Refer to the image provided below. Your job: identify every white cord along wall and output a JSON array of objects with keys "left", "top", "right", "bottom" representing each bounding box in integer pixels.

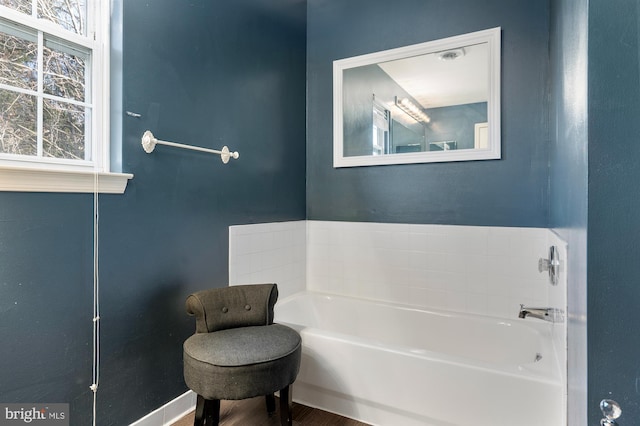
[
  {"left": 86, "top": 129, "right": 238, "bottom": 424},
  {"left": 91, "top": 173, "right": 101, "bottom": 426}
]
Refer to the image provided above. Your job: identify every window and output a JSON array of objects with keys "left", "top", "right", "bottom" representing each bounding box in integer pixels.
[{"left": 0, "top": 0, "right": 131, "bottom": 193}]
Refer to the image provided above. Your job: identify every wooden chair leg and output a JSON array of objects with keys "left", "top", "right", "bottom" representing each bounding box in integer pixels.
[
  {"left": 279, "top": 385, "right": 293, "bottom": 426},
  {"left": 266, "top": 393, "right": 276, "bottom": 416},
  {"left": 193, "top": 395, "right": 204, "bottom": 426},
  {"left": 194, "top": 395, "right": 220, "bottom": 426},
  {"left": 204, "top": 399, "right": 220, "bottom": 425},
  {"left": 194, "top": 395, "right": 205, "bottom": 426}
]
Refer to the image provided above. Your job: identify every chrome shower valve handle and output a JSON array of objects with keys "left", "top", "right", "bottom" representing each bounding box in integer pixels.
[
  {"left": 600, "top": 399, "right": 622, "bottom": 426},
  {"left": 538, "top": 245, "right": 560, "bottom": 286}
]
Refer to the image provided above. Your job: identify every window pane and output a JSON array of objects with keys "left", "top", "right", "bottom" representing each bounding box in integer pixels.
[
  {"left": 37, "top": 0, "right": 86, "bottom": 35},
  {"left": 0, "top": 0, "right": 32, "bottom": 15},
  {"left": 0, "top": 25, "right": 37, "bottom": 91},
  {"left": 43, "top": 38, "right": 86, "bottom": 102},
  {"left": 43, "top": 99, "right": 86, "bottom": 159},
  {"left": 0, "top": 88, "right": 37, "bottom": 155}
]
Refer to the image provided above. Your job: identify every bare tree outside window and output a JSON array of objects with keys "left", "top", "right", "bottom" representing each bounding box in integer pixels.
[
  {"left": 38, "top": 0, "right": 85, "bottom": 35},
  {"left": 0, "top": 0, "right": 31, "bottom": 15},
  {"left": 0, "top": 0, "right": 90, "bottom": 162},
  {"left": 0, "top": 88, "right": 37, "bottom": 155}
]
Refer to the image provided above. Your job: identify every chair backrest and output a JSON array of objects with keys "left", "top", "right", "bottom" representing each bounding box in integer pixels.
[{"left": 186, "top": 284, "right": 278, "bottom": 333}]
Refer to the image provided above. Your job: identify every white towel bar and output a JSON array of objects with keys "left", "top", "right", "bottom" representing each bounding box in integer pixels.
[{"left": 141, "top": 130, "right": 239, "bottom": 164}]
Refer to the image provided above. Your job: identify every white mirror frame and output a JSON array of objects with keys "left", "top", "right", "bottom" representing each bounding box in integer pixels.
[{"left": 333, "top": 27, "right": 501, "bottom": 168}]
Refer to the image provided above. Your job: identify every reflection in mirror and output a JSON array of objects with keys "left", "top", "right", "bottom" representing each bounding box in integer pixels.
[{"left": 334, "top": 27, "right": 501, "bottom": 167}]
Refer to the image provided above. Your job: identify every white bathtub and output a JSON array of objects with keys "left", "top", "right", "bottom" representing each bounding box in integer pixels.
[{"left": 274, "top": 291, "right": 564, "bottom": 426}]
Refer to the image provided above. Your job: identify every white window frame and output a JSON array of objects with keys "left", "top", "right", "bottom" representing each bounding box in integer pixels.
[{"left": 0, "top": 1, "right": 132, "bottom": 193}]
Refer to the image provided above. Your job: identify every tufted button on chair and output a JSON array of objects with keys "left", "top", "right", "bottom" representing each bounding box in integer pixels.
[{"left": 183, "top": 284, "right": 301, "bottom": 426}]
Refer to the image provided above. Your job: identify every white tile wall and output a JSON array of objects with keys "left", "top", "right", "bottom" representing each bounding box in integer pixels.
[
  {"left": 229, "top": 221, "right": 306, "bottom": 300},
  {"left": 228, "top": 220, "right": 567, "bottom": 320},
  {"left": 307, "top": 221, "right": 562, "bottom": 318}
]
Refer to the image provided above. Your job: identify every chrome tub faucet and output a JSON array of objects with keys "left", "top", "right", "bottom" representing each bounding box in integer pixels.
[{"left": 518, "top": 305, "right": 564, "bottom": 323}]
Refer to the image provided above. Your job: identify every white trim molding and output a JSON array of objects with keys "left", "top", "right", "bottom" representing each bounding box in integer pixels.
[
  {"left": 333, "top": 27, "right": 501, "bottom": 168},
  {"left": 129, "top": 390, "right": 196, "bottom": 426},
  {"left": 0, "top": 166, "right": 133, "bottom": 194}
]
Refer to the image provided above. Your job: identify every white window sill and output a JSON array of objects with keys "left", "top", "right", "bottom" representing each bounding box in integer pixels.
[{"left": 0, "top": 166, "right": 133, "bottom": 194}]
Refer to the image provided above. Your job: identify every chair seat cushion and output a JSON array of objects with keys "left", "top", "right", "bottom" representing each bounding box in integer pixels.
[
  {"left": 183, "top": 324, "right": 302, "bottom": 400},
  {"left": 184, "top": 324, "right": 300, "bottom": 367}
]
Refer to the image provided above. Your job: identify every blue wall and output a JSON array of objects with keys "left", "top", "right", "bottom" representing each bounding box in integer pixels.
[
  {"left": 424, "top": 103, "right": 487, "bottom": 150},
  {"left": 306, "top": 0, "right": 550, "bottom": 227},
  {"left": 0, "top": 0, "right": 306, "bottom": 424},
  {"left": 588, "top": 0, "right": 640, "bottom": 423},
  {"left": 0, "top": 194, "right": 95, "bottom": 420},
  {"left": 549, "top": 0, "right": 588, "bottom": 423},
  {"left": 342, "top": 64, "right": 412, "bottom": 157}
]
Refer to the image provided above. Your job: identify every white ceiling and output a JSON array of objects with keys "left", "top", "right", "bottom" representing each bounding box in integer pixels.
[{"left": 378, "top": 42, "right": 489, "bottom": 109}]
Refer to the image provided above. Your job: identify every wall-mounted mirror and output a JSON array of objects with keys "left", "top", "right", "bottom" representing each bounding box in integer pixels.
[{"left": 333, "top": 27, "right": 501, "bottom": 168}]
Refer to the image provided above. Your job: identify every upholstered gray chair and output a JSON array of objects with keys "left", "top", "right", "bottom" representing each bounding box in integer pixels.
[{"left": 183, "top": 284, "right": 301, "bottom": 426}]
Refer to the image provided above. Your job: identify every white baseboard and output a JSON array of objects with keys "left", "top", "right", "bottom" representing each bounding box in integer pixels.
[{"left": 129, "top": 390, "right": 196, "bottom": 426}]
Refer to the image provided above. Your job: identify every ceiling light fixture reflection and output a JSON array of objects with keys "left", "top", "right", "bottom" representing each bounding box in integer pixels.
[
  {"left": 438, "top": 48, "right": 465, "bottom": 61},
  {"left": 395, "top": 96, "right": 431, "bottom": 124}
]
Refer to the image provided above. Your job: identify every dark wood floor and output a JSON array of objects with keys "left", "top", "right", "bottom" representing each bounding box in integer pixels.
[{"left": 171, "top": 396, "right": 369, "bottom": 426}]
